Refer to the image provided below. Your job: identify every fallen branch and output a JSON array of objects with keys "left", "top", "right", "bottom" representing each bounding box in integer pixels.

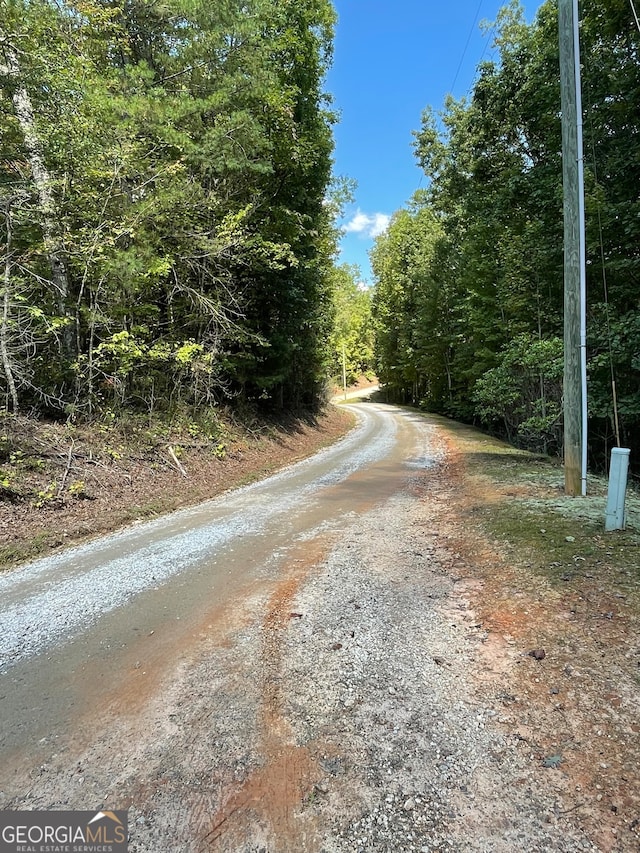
[
  {"left": 558, "top": 802, "right": 585, "bottom": 816},
  {"left": 166, "top": 445, "right": 188, "bottom": 478},
  {"left": 57, "top": 440, "right": 75, "bottom": 496}
]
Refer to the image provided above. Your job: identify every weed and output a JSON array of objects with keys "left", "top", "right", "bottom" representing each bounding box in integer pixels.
[
  {"left": 128, "top": 500, "right": 170, "bottom": 519},
  {"left": 0, "top": 544, "right": 26, "bottom": 566},
  {"left": 0, "top": 435, "right": 15, "bottom": 461},
  {"left": 0, "top": 532, "right": 51, "bottom": 568},
  {"left": 67, "top": 480, "right": 88, "bottom": 498},
  {"left": 34, "top": 481, "right": 57, "bottom": 508}
]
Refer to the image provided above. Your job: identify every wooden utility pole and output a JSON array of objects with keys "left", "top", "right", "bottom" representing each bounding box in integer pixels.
[{"left": 558, "top": 0, "right": 585, "bottom": 496}]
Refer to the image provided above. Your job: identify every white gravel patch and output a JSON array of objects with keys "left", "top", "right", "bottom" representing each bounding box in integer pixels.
[{"left": 0, "top": 406, "right": 396, "bottom": 670}]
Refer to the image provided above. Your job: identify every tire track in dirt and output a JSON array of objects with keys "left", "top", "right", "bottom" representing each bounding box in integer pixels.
[{"left": 200, "top": 538, "right": 330, "bottom": 852}]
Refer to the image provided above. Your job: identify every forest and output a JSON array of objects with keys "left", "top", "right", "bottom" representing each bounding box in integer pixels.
[
  {"left": 3, "top": 0, "right": 639, "bottom": 481},
  {"left": 371, "top": 0, "right": 640, "bottom": 473},
  {"left": 1, "top": 0, "right": 344, "bottom": 418}
]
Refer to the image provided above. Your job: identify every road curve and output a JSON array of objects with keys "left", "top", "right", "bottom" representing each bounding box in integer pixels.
[{"left": 0, "top": 399, "right": 440, "bottom": 761}]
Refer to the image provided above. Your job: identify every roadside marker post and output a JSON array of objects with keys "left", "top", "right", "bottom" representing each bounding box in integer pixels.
[{"left": 605, "top": 447, "right": 631, "bottom": 531}]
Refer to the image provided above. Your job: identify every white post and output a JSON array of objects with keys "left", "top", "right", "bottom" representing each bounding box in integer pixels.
[{"left": 605, "top": 447, "right": 630, "bottom": 531}]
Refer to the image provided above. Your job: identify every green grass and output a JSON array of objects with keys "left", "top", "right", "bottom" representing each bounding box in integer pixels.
[
  {"left": 0, "top": 532, "right": 52, "bottom": 568},
  {"left": 426, "top": 412, "right": 640, "bottom": 601}
]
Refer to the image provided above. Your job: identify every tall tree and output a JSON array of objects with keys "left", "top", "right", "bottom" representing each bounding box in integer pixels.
[
  {"left": 329, "top": 263, "right": 374, "bottom": 386},
  {"left": 374, "top": 0, "right": 640, "bottom": 469},
  {"left": 0, "top": 0, "right": 339, "bottom": 416}
]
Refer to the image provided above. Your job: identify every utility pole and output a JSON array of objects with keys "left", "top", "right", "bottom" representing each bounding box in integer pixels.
[{"left": 558, "top": 0, "right": 587, "bottom": 496}]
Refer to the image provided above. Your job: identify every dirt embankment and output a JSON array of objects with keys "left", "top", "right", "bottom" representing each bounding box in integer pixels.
[{"left": 0, "top": 405, "right": 355, "bottom": 568}]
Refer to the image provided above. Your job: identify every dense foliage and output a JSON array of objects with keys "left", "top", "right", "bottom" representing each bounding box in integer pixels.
[
  {"left": 328, "top": 263, "right": 374, "bottom": 387},
  {"left": 372, "top": 0, "right": 640, "bottom": 469},
  {"left": 1, "top": 0, "right": 338, "bottom": 417}
]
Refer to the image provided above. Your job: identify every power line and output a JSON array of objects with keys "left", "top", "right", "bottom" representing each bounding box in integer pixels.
[
  {"left": 476, "top": 22, "right": 497, "bottom": 68},
  {"left": 450, "top": 1, "right": 484, "bottom": 94},
  {"left": 629, "top": 0, "right": 640, "bottom": 34}
]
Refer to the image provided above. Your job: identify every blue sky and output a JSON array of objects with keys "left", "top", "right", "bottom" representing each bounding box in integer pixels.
[{"left": 327, "top": 0, "right": 544, "bottom": 284}]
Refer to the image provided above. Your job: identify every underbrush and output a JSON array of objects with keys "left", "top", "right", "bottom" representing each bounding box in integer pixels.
[{"left": 0, "top": 408, "right": 238, "bottom": 506}]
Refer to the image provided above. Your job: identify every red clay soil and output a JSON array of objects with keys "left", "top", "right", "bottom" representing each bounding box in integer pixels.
[{"left": 425, "top": 430, "right": 640, "bottom": 853}]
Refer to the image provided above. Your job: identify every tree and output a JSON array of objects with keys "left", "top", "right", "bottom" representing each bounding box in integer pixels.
[
  {"left": 371, "top": 201, "right": 448, "bottom": 405},
  {"left": 374, "top": 0, "right": 640, "bottom": 470},
  {"left": 329, "top": 264, "right": 374, "bottom": 386},
  {"left": 0, "top": 0, "right": 340, "bottom": 417}
]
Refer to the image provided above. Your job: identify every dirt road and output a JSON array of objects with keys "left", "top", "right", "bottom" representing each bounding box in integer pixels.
[{"left": 0, "top": 398, "right": 615, "bottom": 850}]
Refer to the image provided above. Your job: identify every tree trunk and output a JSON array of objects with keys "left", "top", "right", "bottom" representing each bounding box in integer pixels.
[
  {"left": 1, "top": 203, "right": 19, "bottom": 413},
  {"left": 444, "top": 349, "right": 453, "bottom": 403},
  {"left": 1, "top": 42, "right": 73, "bottom": 353}
]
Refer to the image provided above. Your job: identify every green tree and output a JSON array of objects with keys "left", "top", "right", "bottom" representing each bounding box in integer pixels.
[
  {"left": 1, "top": 0, "right": 339, "bottom": 417},
  {"left": 378, "top": 0, "right": 640, "bottom": 469},
  {"left": 329, "top": 263, "right": 374, "bottom": 387},
  {"left": 371, "top": 201, "right": 448, "bottom": 405}
]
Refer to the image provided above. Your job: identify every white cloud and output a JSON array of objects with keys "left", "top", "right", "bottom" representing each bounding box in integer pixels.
[{"left": 343, "top": 209, "right": 390, "bottom": 239}]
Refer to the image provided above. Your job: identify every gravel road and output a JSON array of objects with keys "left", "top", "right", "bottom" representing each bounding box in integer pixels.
[{"left": 0, "top": 397, "right": 603, "bottom": 851}]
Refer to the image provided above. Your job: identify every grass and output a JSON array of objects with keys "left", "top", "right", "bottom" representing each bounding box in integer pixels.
[
  {"left": 0, "top": 532, "right": 52, "bottom": 566},
  {"left": 430, "top": 413, "right": 640, "bottom": 603}
]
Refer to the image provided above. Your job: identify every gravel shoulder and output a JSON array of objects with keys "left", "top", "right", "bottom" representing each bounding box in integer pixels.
[{"left": 0, "top": 405, "right": 638, "bottom": 852}]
